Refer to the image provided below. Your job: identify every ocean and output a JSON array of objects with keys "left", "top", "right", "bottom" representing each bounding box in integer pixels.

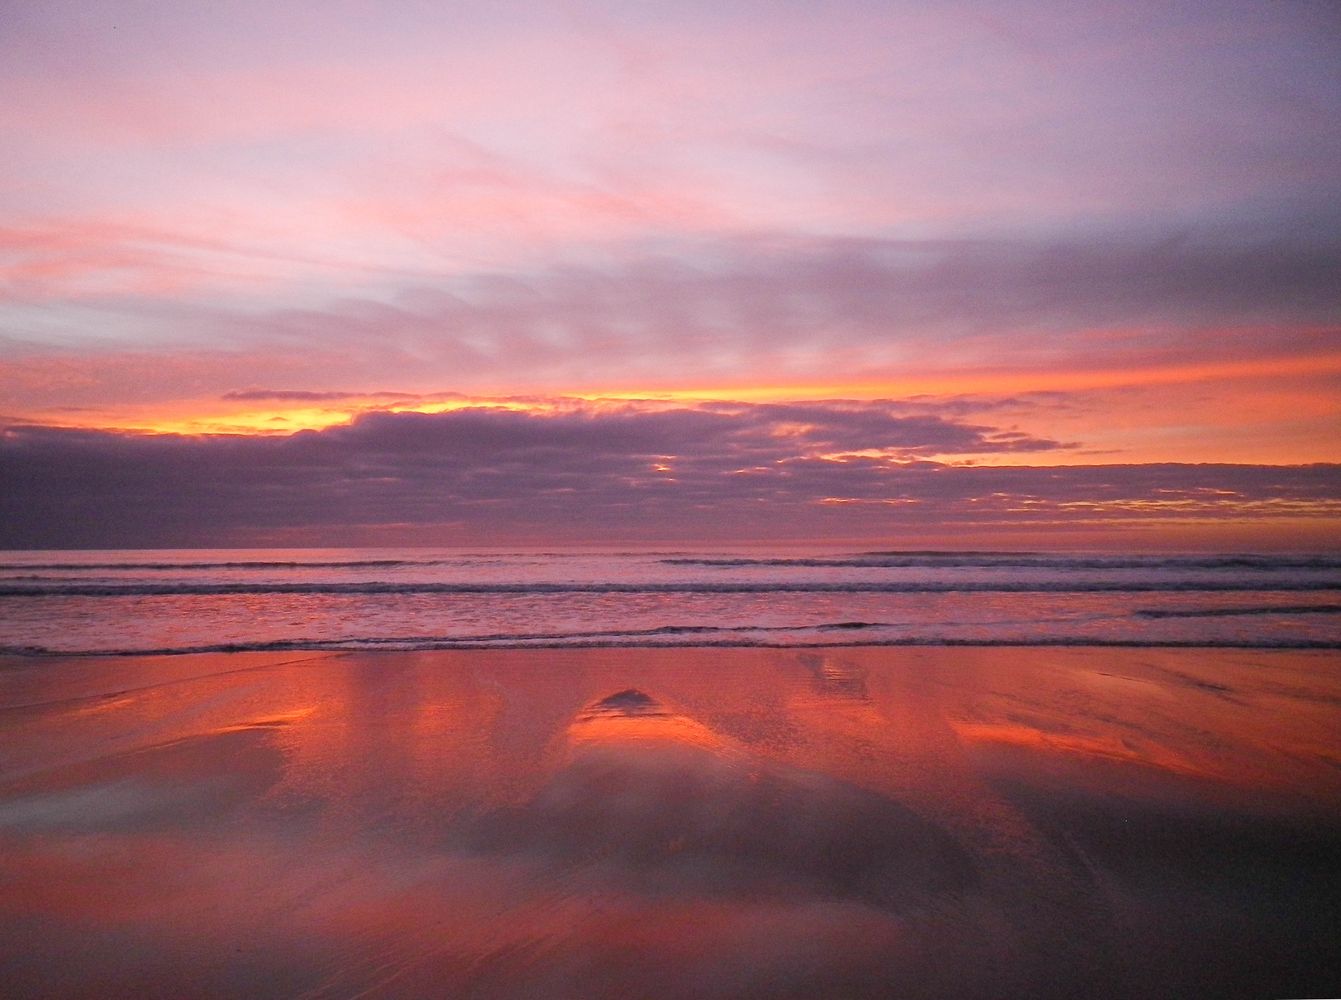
[{"left": 2, "top": 547, "right": 1338, "bottom": 655}]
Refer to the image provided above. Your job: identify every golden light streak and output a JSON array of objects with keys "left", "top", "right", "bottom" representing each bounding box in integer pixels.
[
  {"left": 11, "top": 347, "right": 1339, "bottom": 468},
  {"left": 25, "top": 344, "right": 1338, "bottom": 437},
  {"left": 583, "top": 351, "right": 1341, "bottom": 405},
  {"left": 52, "top": 396, "right": 570, "bottom": 436}
]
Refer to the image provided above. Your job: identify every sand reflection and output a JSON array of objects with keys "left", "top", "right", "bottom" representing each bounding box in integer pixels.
[
  {"left": 1, "top": 647, "right": 1339, "bottom": 997},
  {"left": 463, "top": 685, "right": 976, "bottom": 909}
]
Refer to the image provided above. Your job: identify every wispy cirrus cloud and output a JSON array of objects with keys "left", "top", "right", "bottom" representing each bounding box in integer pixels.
[{"left": 5, "top": 226, "right": 1338, "bottom": 402}]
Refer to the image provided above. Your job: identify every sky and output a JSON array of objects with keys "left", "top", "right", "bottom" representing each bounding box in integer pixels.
[{"left": 1, "top": 0, "right": 1338, "bottom": 549}]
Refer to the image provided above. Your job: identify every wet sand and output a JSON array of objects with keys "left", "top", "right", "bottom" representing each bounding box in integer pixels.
[{"left": 1, "top": 646, "right": 1339, "bottom": 998}]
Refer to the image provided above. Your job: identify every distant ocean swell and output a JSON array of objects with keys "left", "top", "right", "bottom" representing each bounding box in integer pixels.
[{"left": 3, "top": 581, "right": 1340, "bottom": 597}]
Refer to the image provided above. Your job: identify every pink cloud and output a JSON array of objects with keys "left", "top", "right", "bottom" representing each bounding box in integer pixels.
[{"left": 1, "top": 1, "right": 1337, "bottom": 486}]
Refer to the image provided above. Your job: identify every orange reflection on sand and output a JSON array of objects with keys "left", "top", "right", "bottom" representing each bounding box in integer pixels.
[
  {"left": 950, "top": 721, "right": 1208, "bottom": 779},
  {"left": 216, "top": 707, "right": 316, "bottom": 732},
  {"left": 2, "top": 646, "right": 1339, "bottom": 998},
  {"left": 567, "top": 688, "right": 728, "bottom": 752}
]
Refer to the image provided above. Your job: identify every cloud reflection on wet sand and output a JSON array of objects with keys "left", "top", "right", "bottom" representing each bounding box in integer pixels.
[{"left": 1, "top": 647, "right": 1338, "bottom": 997}]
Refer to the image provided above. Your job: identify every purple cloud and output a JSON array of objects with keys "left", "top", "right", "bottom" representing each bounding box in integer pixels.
[{"left": 2, "top": 404, "right": 1335, "bottom": 548}]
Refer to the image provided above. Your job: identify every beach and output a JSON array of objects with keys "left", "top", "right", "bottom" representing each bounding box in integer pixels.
[
  {"left": 2, "top": 645, "right": 1338, "bottom": 998},
  {"left": 6, "top": 0, "right": 1339, "bottom": 994}
]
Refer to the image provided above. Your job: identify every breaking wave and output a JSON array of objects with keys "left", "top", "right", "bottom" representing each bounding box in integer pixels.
[{"left": 4, "top": 624, "right": 1338, "bottom": 658}]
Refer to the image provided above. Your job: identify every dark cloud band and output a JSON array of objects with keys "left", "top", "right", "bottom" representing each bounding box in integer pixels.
[{"left": 2, "top": 402, "right": 1337, "bottom": 548}]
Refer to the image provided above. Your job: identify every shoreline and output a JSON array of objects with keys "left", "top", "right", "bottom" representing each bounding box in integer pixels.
[{"left": 5, "top": 636, "right": 1341, "bottom": 660}]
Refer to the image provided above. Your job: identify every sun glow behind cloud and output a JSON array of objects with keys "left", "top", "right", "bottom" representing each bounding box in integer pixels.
[{"left": 22, "top": 342, "right": 1338, "bottom": 470}]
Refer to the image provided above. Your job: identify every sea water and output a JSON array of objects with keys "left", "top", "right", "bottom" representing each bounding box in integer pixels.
[{"left": 2, "top": 547, "right": 1338, "bottom": 655}]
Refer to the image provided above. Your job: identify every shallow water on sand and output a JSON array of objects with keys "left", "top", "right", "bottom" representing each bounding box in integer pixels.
[{"left": 1, "top": 646, "right": 1339, "bottom": 998}]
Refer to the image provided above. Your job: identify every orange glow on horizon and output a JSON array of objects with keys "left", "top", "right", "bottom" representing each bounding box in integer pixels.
[{"left": 11, "top": 347, "right": 1339, "bottom": 467}]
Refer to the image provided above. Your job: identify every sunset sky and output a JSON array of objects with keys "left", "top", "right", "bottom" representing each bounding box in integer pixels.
[{"left": 2, "top": 0, "right": 1338, "bottom": 549}]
